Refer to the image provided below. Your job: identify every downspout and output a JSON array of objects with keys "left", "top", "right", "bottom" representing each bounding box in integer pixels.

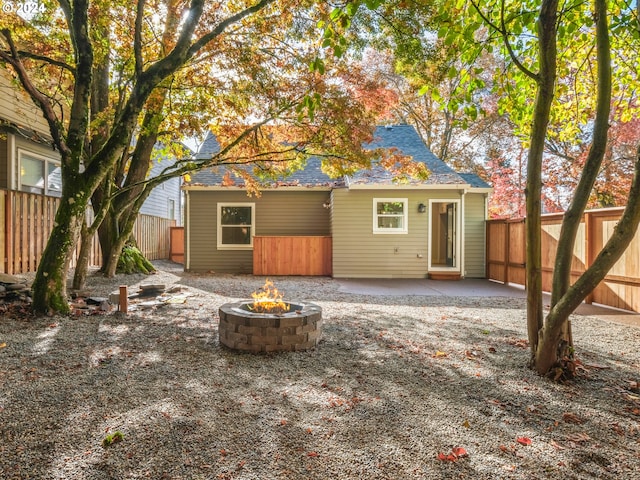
[
  {"left": 484, "top": 192, "right": 489, "bottom": 278},
  {"left": 8, "top": 133, "right": 15, "bottom": 189},
  {"left": 460, "top": 189, "right": 466, "bottom": 278},
  {"left": 185, "top": 190, "right": 190, "bottom": 270}
]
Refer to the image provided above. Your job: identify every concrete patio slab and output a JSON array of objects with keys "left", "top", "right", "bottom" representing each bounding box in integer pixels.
[
  {"left": 336, "top": 278, "right": 640, "bottom": 327},
  {"left": 336, "top": 278, "right": 526, "bottom": 297}
]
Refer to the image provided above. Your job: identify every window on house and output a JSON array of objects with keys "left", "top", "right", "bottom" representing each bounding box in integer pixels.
[
  {"left": 168, "top": 199, "right": 175, "bottom": 220},
  {"left": 217, "top": 203, "right": 255, "bottom": 249},
  {"left": 19, "top": 150, "right": 62, "bottom": 197},
  {"left": 373, "top": 198, "right": 408, "bottom": 234}
]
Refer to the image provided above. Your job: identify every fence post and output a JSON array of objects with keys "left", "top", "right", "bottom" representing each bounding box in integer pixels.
[
  {"left": 506, "top": 221, "right": 512, "bottom": 285},
  {"left": 119, "top": 285, "right": 128, "bottom": 313},
  {"left": 6, "top": 191, "right": 14, "bottom": 275},
  {"left": 522, "top": 218, "right": 527, "bottom": 288}
]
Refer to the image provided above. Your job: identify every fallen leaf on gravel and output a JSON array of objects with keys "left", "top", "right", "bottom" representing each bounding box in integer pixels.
[
  {"left": 0, "top": 342, "right": 6, "bottom": 349},
  {"left": 437, "top": 453, "right": 456, "bottom": 462},
  {"left": 433, "top": 351, "right": 448, "bottom": 358},
  {"left": 452, "top": 447, "right": 468, "bottom": 457},
  {"left": 307, "top": 451, "right": 319, "bottom": 457},
  {"left": 462, "top": 419, "right": 470, "bottom": 428},
  {"left": 507, "top": 338, "right": 529, "bottom": 349},
  {"left": 516, "top": 437, "right": 532, "bottom": 446},
  {"left": 437, "top": 447, "right": 468, "bottom": 461},
  {"left": 565, "top": 432, "right": 590, "bottom": 443},
  {"left": 611, "top": 423, "right": 625, "bottom": 436},
  {"left": 581, "top": 362, "right": 611, "bottom": 370},
  {"left": 562, "top": 412, "right": 583, "bottom": 424},
  {"left": 488, "top": 347, "right": 497, "bottom": 353}
]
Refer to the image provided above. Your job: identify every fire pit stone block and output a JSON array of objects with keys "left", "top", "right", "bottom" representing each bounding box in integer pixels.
[{"left": 218, "top": 301, "right": 322, "bottom": 353}]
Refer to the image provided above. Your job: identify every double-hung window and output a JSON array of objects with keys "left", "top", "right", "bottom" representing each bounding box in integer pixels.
[
  {"left": 373, "top": 198, "right": 408, "bottom": 234},
  {"left": 217, "top": 203, "right": 255, "bottom": 249},
  {"left": 19, "top": 150, "right": 62, "bottom": 197}
]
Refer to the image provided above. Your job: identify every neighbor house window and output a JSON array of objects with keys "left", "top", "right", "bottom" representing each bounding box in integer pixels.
[
  {"left": 373, "top": 198, "right": 408, "bottom": 234},
  {"left": 217, "top": 203, "right": 255, "bottom": 249},
  {"left": 168, "top": 199, "right": 175, "bottom": 221},
  {"left": 19, "top": 150, "right": 62, "bottom": 197}
]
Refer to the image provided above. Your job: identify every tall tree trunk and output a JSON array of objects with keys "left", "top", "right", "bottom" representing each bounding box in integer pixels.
[
  {"left": 534, "top": 0, "right": 612, "bottom": 375},
  {"left": 94, "top": 2, "right": 180, "bottom": 276},
  {"left": 525, "top": 0, "right": 558, "bottom": 360},
  {"left": 103, "top": 230, "right": 133, "bottom": 277},
  {"left": 97, "top": 208, "right": 121, "bottom": 273},
  {"left": 32, "top": 188, "right": 90, "bottom": 314},
  {"left": 72, "top": 219, "right": 92, "bottom": 291},
  {"left": 536, "top": 142, "right": 640, "bottom": 375}
]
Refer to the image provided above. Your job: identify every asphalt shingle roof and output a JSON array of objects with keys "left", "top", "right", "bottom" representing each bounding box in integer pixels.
[
  {"left": 348, "top": 124, "right": 466, "bottom": 185},
  {"left": 458, "top": 172, "right": 491, "bottom": 189},
  {"left": 186, "top": 125, "right": 489, "bottom": 190}
]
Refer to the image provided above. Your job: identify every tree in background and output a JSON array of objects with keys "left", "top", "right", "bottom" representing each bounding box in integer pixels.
[
  {"left": 484, "top": 146, "right": 526, "bottom": 218},
  {"left": 338, "top": 0, "right": 540, "bottom": 220},
  {"left": 544, "top": 114, "right": 640, "bottom": 210},
  {"left": 0, "top": 0, "right": 397, "bottom": 314}
]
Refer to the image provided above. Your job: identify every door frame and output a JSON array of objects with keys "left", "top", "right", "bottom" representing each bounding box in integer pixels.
[{"left": 427, "top": 199, "right": 462, "bottom": 274}]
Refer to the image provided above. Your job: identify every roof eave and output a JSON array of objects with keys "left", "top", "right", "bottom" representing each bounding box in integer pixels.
[
  {"left": 182, "top": 185, "right": 335, "bottom": 192},
  {"left": 346, "top": 183, "right": 470, "bottom": 190}
]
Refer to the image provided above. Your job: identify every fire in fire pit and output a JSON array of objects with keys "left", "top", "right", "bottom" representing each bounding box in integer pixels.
[
  {"left": 249, "top": 279, "right": 289, "bottom": 314},
  {"left": 218, "top": 279, "right": 322, "bottom": 353}
]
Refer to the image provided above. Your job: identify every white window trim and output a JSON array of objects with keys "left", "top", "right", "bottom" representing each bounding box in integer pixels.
[
  {"left": 17, "top": 148, "right": 61, "bottom": 196},
  {"left": 373, "top": 198, "right": 408, "bottom": 234},
  {"left": 427, "top": 199, "right": 462, "bottom": 272},
  {"left": 217, "top": 202, "right": 255, "bottom": 250},
  {"left": 167, "top": 199, "right": 175, "bottom": 221}
]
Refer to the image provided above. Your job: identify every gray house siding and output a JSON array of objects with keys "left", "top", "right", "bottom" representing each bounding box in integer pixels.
[
  {"left": 139, "top": 158, "right": 183, "bottom": 224},
  {"left": 0, "top": 137, "right": 7, "bottom": 188},
  {"left": 186, "top": 189, "right": 331, "bottom": 273},
  {"left": 332, "top": 189, "right": 468, "bottom": 278},
  {"left": 464, "top": 193, "right": 487, "bottom": 278}
]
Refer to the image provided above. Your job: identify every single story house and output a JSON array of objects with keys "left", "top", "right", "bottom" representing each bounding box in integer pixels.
[{"left": 182, "top": 124, "right": 492, "bottom": 279}]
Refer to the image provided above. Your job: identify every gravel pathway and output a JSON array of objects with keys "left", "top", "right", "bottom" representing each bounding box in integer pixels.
[{"left": 1, "top": 261, "right": 639, "bottom": 479}]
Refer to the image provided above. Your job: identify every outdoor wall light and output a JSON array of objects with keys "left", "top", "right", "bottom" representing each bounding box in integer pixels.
[{"left": 418, "top": 203, "right": 427, "bottom": 213}]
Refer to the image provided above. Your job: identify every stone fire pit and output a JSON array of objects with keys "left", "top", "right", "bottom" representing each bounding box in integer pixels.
[{"left": 218, "top": 301, "right": 322, "bottom": 353}]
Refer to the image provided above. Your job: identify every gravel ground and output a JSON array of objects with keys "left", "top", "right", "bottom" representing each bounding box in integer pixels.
[{"left": 1, "top": 260, "right": 639, "bottom": 479}]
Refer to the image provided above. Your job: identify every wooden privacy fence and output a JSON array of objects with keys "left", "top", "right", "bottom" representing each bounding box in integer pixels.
[
  {"left": 487, "top": 207, "right": 640, "bottom": 312},
  {"left": 253, "top": 236, "right": 332, "bottom": 276},
  {"left": 169, "top": 227, "right": 184, "bottom": 264},
  {"left": 1, "top": 189, "right": 176, "bottom": 275}
]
